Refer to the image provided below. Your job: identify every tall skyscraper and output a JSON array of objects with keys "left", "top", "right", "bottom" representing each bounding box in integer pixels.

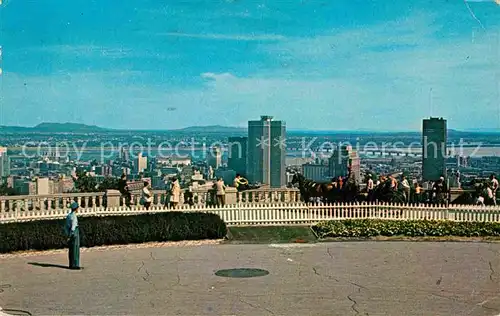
[
  {"left": 0, "top": 147, "right": 10, "bottom": 178},
  {"left": 422, "top": 117, "right": 447, "bottom": 181},
  {"left": 328, "top": 145, "right": 361, "bottom": 184},
  {"left": 136, "top": 153, "right": 148, "bottom": 174},
  {"left": 207, "top": 147, "right": 222, "bottom": 170},
  {"left": 247, "top": 116, "right": 286, "bottom": 188},
  {"left": 228, "top": 137, "right": 247, "bottom": 176},
  {"left": 119, "top": 147, "right": 130, "bottom": 162}
]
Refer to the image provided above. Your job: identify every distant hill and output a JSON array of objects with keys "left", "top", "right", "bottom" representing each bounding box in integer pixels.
[
  {"left": 0, "top": 122, "right": 109, "bottom": 133},
  {"left": 34, "top": 122, "right": 108, "bottom": 133},
  {"left": 173, "top": 125, "right": 246, "bottom": 133},
  {"left": 0, "top": 123, "right": 498, "bottom": 135},
  {"left": 462, "top": 128, "right": 500, "bottom": 133}
]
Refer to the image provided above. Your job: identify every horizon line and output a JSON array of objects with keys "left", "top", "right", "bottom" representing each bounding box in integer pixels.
[{"left": 1, "top": 122, "right": 500, "bottom": 134}]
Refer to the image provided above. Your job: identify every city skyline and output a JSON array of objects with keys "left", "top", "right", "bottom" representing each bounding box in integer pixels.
[{"left": 1, "top": 0, "right": 500, "bottom": 130}]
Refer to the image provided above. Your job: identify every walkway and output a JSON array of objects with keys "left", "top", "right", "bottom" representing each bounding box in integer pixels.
[{"left": 0, "top": 242, "right": 499, "bottom": 315}]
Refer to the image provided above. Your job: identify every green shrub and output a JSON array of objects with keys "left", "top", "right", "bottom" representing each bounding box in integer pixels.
[
  {"left": 0, "top": 212, "right": 227, "bottom": 253},
  {"left": 312, "top": 219, "right": 500, "bottom": 238}
]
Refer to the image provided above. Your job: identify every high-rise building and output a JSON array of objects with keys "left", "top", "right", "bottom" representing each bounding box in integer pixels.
[
  {"left": 228, "top": 137, "right": 247, "bottom": 176},
  {"left": 422, "top": 117, "right": 447, "bottom": 181},
  {"left": 457, "top": 155, "right": 469, "bottom": 168},
  {"left": 302, "top": 163, "right": 329, "bottom": 182},
  {"left": 36, "top": 177, "right": 51, "bottom": 195},
  {"left": 95, "top": 165, "right": 112, "bottom": 177},
  {"left": 0, "top": 147, "right": 10, "bottom": 178},
  {"left": 136, "top": 153, "right": 148, "bottom": 174},
  {"left": 119, "top": 147, "right": 130, "bottom": 162},
  {"left": 328, "top": 145, "right": 361, "bottom": 184},
  {"left": 207, "top": 147, "right": 222, "bottom": 170},
  {"left": 247, "top": 116, "right": 286, "bottom": 188}
]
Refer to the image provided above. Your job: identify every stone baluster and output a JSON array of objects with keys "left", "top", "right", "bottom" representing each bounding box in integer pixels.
[
  {"left": 0, "top": 199, "right": 5, "bottom": 213},
  {"left": 225, "top": 187, "right": 237, "bottom": 205}
]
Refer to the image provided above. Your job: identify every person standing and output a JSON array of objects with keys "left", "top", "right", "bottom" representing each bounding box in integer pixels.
[
  {"left": 233, "top": 174, "right": 248, "bottom": 191},
  {"left": 366, "top": 174, "right": 374, "bottom": 202},
  {"left": 433, "top": 177, "right": 445, "bottom": 204},
  {"left": 65, "top": 202, "right": 81, "bottom": 270},
  {"left": 337, "top": 176, "right": 343, "bottom": 190},
  {"left": 401, "top": 176, "right": 411, "bottom": 203},
  {"left": 486, "top": 183, "right": 494, "bottom": 205},
  {"left": 214, "top": 177, "right": 226, "bottom": 206},
  {"left": 490, "top": 174, "right": 498, "bottom": 205},
  {"left": 164, "top": 176, "right": 173, "bottom": 208},
  {"left": 141, "top": 181, "right": 153, "bottom": 210},
  {"left": 414, "top": 183, "right": 422, "bottom": 203},
  {"left": 170, "top": 177, "right": 181, "bottom": 209}
]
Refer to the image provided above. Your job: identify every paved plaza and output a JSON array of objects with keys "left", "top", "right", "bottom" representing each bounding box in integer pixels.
[{"left": 0, "top": 242, "right": 499, "bottom": 316}]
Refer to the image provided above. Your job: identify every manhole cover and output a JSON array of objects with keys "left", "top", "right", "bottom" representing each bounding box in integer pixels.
[{"left": 215, "top": 268, "right": 269, "bottom": 278}]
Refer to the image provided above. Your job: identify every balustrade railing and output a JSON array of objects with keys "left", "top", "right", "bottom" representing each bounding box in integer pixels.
[
  {"left": 117, "top": 188, "right": 301, "bottom": 207},
  {"left": 0, "top": 192, "right": 106, "bottom": 212},
  {"left": 236, "top": 188, "right": 301, "bottom": 203},
  {"left": 0, "top": 188, "right": 301, "bottom": 221}
]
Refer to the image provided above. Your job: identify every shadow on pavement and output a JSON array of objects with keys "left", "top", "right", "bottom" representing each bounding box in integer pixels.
[{"left": 27, "top": 262, "right": 70, "bottom": 269}]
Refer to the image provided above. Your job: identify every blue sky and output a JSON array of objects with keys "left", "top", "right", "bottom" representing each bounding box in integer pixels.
[{"left": 0, "top": 0, "right": 499, "bottom": 131}]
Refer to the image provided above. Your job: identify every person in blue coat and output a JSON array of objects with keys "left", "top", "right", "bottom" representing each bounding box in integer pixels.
[{"left": 65, "top": 201, "right": 81, "bottom": 270}]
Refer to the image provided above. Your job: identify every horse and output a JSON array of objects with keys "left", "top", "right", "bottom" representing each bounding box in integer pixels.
[
  {"left": 372, "top": 181, "right": 407, "bottom": 204},
  {"left": 291, "top": 173, "right": 363, "bottom": 203},
  {"left": 291, "top": 173, "right": 336, "bottom": 203}
]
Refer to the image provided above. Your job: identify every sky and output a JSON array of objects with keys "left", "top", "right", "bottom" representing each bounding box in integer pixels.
[{"left": 0, "top": 0, "right": 500, "bottom": 131}]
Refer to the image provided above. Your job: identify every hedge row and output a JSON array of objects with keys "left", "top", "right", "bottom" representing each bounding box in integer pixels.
[
  {"left": 312, "top": 219, "right": 500, "bottom": 238},
  {"left": 0, "top": 212, "right": 227, "bottom": 253}
]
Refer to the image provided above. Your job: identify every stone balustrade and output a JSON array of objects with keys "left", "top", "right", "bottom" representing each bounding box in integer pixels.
[
  {"left": 108, "top": 187, "right": 301, "bottom": 207},
  {"left": 0, "top": 187, "right": 301, "bottom": 214},
  {"left": 0, "top": 192, "right": 106, "bottom": 213}
]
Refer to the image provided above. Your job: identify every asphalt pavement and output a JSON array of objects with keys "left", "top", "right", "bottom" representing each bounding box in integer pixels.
[{"left": 0, "top": 242, "right": 499, "bottom": 316}]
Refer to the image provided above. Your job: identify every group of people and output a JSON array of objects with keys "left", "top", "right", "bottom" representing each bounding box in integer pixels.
[
  {"left": 364, "top": 172, "right": 500, "bottom": 205},
  {"left": 208, "top": 174, "right": 250, "bottom": 207},
  {"left": 117, "top": 172, "right": 253, "bottom": 209},
  {"left": 365, "top": 173, "right": 447, "bottom": 204},
  {"left": 117, "top": 174, "right": 182, "bottom": 210},
  {"left": 475, "top": 174, "right": 498, "bottom": 206}
]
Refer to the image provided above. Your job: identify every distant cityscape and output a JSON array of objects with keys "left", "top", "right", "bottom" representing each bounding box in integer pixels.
[{"left": 0, "top": 116, "right": 499, "bottom": 196}]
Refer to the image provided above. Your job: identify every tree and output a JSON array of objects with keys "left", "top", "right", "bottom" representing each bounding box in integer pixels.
[
  {"left": 0, "top": 183, "right": 17, "bottom": 196},
  {"left": 73, "top": 170, "right": 98, "bottom": 193},
  {"left": 98, "top": 177, "right": 119, "bottom": 191}
]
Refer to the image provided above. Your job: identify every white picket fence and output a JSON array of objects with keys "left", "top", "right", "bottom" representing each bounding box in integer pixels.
[{"left": 1, "top": 202, "right": 500, "bottom": 226}]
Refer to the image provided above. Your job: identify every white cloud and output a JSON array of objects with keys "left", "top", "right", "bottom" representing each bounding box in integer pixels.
[
  {"left": 158, "top": 32, "right": 286, "bottom": 41},
  {"left": 20, "top": 45, "right": 176, "bottom": 60},
  {"left": 200, "top": 72, "right": 235, "bottom": 80}
]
